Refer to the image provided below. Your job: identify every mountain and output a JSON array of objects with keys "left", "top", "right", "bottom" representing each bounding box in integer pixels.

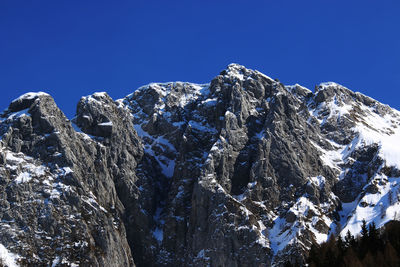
[{"left": 0, "top": 64, "right": 399, "bottom": 266}]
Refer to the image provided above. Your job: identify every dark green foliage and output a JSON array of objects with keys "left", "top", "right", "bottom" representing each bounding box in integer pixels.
[
  {"left": 361, "top": 219, "right": 368, "bottom": 240},
  {"left": 307, "top": 220, "right": 400, "bottom": 267}
]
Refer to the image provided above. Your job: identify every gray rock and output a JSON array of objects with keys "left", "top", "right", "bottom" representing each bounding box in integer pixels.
[{"left": 1, "top": 64, "right": 399, "bottom": 266}]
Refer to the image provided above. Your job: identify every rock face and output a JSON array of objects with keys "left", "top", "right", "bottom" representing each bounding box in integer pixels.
[{"left": 1, "top": 64, "right": 400, "bottom": 266}]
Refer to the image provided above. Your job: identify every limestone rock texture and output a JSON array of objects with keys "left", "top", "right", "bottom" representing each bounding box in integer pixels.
[{"left": 1, "top": 64, "right": 400, "bottom": 266}]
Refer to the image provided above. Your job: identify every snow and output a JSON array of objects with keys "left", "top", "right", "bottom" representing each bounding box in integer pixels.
[
  {"left": 188, "top": 120, "right": 217, "bottom": 134},
  {"left": 98, "top": 121, "right": 113, "bottom": 126},
  {"left": 309, "top": 95, "right": 352, "bottom": 126},
  {"left": 133, "top": 123, "right": 176, "bottom": 177},
  {"left": 127, "top": 82, "right": 209, "bottom": 109},
  {"left": 311, "top": 97, "right": 400, "bottom": 238},
  {"left": 318, "top": 82, "right": 341, "bottom": 90},
  {"left": 285, "top": 84, "right": 312, "bottom": 94},
  {"left": 51, "top": 256, "right": 60, "bottom": 267},
  {"left": 15, "top": 172, "right": 32, "bottom": 184},
  {"left": 201, "top": 98, "right": 217, "bottom": 106},
  {"left": 133, "top": 123, "right": 150, "bottom": 139},
  {"left": 351, "top": 106, "right": 400, "bottom": 169},
  {"left": 82, "top": 196, "right": 108, "bottom": 213},
  {"left": 247, "top": 181, "right": 257, "bottom": 189},
  {"left": 269, "top": 196, "right": 334, "bottom": 255},
  {"left": 177, "top": 84, "right": 209, "bottom": 107},
  {"left": 325, "top": 97, "right": 353, "bottom": 120},
  {"left": 6, "top": 109, "right": 30, "bottom": 121},
  {"left": 5, "top": 153, "right": 24, "bottom": 164},
  {"left": 256, "top": 220, "right": 270, "bottom": 248},
  {"left": 12, "top": 92, "right": 48, "bottom": 102},
  {"left": 340, "top": 174, "right": 400, "bottom": 237},
  {"left": 269, "top": 216, "right": 293, "bottom": 254},
  {"left": 226, "top": 63, "right": 245, "bottom": 80},
  {"left": 309, "top": 175, "right": 326, "bottom": 188},
  {"left": 62, "top": 167, "right": 73, "bottom": 175},
  {"left": 0, "top": 244, "right": 19, "bottom": 267},
  {"left": 3, "top": 151, "right": 50, "bottom": 184},
  {"left": 152, "top": 227, "right": 163, "bottom": 242},
  {"left": 86, "top": 92, "right": 107, "bottom": 101},
  {"left": 92, "top": 92, "right": 107, "bottom": 98},
  {"left": 310, "top": 141, "right": 343, "bottom": 172},
  {"left": 255, "top": 70, "right": 275, "bottom": 83},
  {"left": 309, "top": 89, "right": 400, "bottom": 176}
]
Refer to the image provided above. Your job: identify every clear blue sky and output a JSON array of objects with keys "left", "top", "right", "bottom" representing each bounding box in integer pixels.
[{"left": 1, "top": 0, "right": 399, "bottom": 117}]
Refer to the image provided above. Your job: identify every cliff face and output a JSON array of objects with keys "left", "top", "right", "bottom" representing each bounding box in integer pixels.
[{"left": 1, "top": 64, "right": 400, "bottom": 266}]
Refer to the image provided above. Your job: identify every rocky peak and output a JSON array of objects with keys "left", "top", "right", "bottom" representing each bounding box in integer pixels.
[
  {"left": 7, "top": 92, "right": 50, "bottom": 113},
  {"left": 75, "top": 92, "right": 117, "bottom": 137},
  {"left": 1, "top": 64, "right": 400, "bottom": 266}
]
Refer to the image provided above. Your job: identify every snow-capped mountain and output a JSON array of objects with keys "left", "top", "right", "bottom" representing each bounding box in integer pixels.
[{"left": 0, "top": 64, "right": 399, "bottom": 266}]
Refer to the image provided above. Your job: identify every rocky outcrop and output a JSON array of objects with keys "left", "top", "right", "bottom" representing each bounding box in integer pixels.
[
  {"left": 1, "top": 64, "right": 400, "bottom": 266},
  {"left": 0, "top": 92, "right": 135, "bottom": 266}
]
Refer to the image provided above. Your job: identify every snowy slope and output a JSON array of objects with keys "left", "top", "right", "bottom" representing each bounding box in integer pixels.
[{"left": 305, "top": 82, "right": 400, "bottom": 238}]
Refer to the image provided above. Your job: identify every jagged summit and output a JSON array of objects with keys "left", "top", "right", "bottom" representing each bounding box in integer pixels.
[{"left": 1, "top": 64, "right": 400, "bottom": 266}]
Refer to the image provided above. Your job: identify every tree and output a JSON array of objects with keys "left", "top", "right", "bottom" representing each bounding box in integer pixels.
[
  {"left": 344, "top": 230, "right": 355, "bottom": 248},
  {"left": 361, "top": 219, "right": 368, "bottom": 239},
  {"left": 359, "top": 219, "right": 369, "bottom": 258},
  {"left": 307, "top": 219, "right": 400, "bottom": 267},
  {"left": 368, "top": 221, "right": 380, "bottom": 251},
  {"left": 337, "top": 235, "right": 345, "bottom": 255},
  {"left": 308, "top": 243, "right": 321, "bottom": 266},
  {"left": 368, "top": 222, "right": 378, "bottom": 240}
]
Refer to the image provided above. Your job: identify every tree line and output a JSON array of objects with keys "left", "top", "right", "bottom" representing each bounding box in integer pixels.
[{"left": 305, "top": 220, "right": 400, "bottom": 267}]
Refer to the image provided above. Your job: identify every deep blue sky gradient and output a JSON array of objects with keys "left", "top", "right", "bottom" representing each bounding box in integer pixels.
[{"left": 1, "top": 0, "right": 399, "bottom": 117}]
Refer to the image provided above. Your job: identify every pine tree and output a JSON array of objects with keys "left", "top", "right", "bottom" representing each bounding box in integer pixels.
[
  {"left": 368, "top": 222, "right": 378, "bottom": 241},
  {"left": 361, "top": 219, "right": 368, "bottom": 239},
  {"left": 307, "top": 219, "right": 400, "bottom": 267},
  {"left": 359, "top": 219, "right": 369, "bottom": 258},
  {"left": 308, "top": 243, "right": 321, "bottom": 266},
  {"left": 344, "top": 230, "right": 355, "bottom": 248},
  {"left": 337, "top": 235, "right": 345, "bottom": 254}
]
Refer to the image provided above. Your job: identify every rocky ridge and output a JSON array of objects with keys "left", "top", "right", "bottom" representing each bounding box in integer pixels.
[{"left": 0, "top": 64, "right": 400, "bottom": 266}]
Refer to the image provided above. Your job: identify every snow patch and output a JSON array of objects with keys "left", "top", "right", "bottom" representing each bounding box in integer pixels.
[
  {"left": 6, "top": 109, "right": 30, "bottom": 121},
  {"left": 12, "top": 92, "right": 48, "bottom": 102},
  {"left": 15, "top": 172, "right": 32, "bottom": 184},
  {"left": 152, "top": 228, "right": 163, "bottom": 242},
  {"left": 98, "top": 121, "right": 113, "bottom": 126},
  {"left": 0, "top": 244, "right": 19, "bottom": 267}
]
